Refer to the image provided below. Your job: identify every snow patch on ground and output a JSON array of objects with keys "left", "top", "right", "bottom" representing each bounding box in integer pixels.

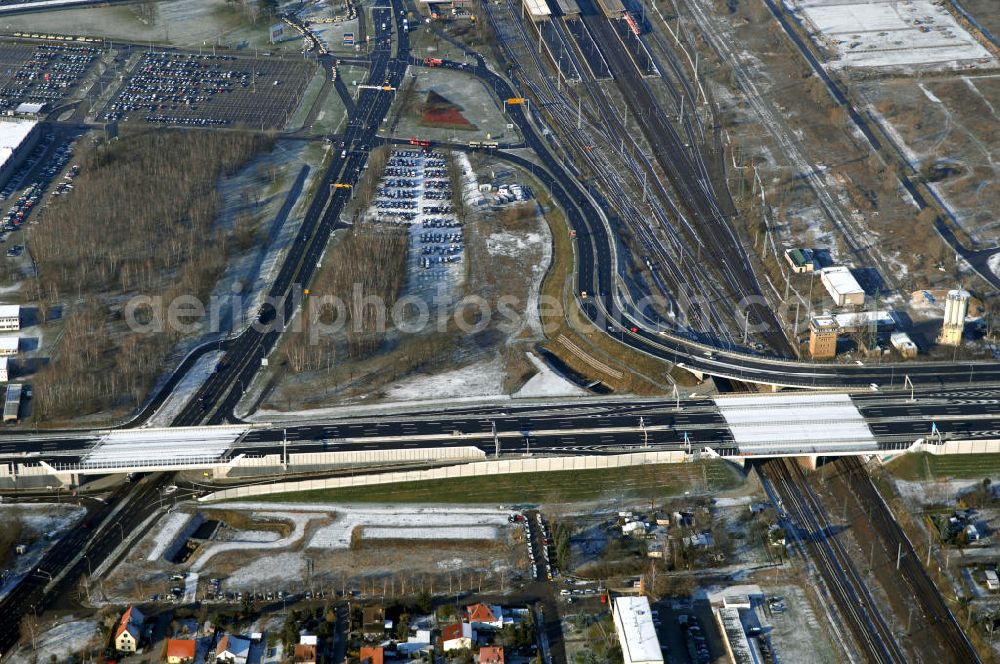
[
  {"left": 893, "top": 478, "right": 971, "bottom": 507},
  {"left": 307, "top": 505, "right": 510, "bottom": 549},
  {"left": 146, "top": 511, "right": 193, "bottom": 561},
  {"left": 791, "top": 0, "right": 994, "bottom": 70},
  {"left": 8, "top": 617, "right": 99, "bottom": 664},
  {"left": 485, "top": 231, "right": 544, "bottom": 258},
  {"left": 381, "top": 355, "right": 505, "bottom": 401},
  {"left": 989, "top": 252, "right": 1000, "bottom": 278},
  {"left": 919, "top": 82, "right": 942, "bottom": 103},
  {"left": 191, "top": 512, "right": 320, "bottom": 571},
  {"left": 0, "top": 504, "right": 85, "bottom": 601},
  {"left": 227, "top": 551, "right": 306, "bottom": 587},
  {"left": 361, "top": 525, "right": 500, "bottom": 540},
  {"left": 145, "top": 351, "right": 223, "bottom": 427},
  {"left": 513, "top": 352, "right": 587, "bottom": 398}
]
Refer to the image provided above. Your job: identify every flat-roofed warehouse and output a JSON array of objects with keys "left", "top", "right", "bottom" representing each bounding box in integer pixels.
[
  {"left": 820, "top": 265, "right": 865, "bottom": 307},
  {"left": 3, "top": 383, "right": 20, "bottom": 422},
  {"left": 0, "top": 305, "right": 20, "bottom": 331},
  {"left": 0, "top": 120, "right": 39, "bottom": 190},
  {"left": 612, "top": 596, "right": 663, "bottom": 664},
  {"left": 0, "top": 336, "right": 17, "bottom": 356},
  {"left": 521, "top": 0, "right": 552, "bottom": 21}
]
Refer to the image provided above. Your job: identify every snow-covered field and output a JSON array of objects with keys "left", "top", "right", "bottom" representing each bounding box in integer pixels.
[
  {"left": 191, "top": 512, "right": 322, "bottom": 571},
  {"left": 307, "top": 505, "right": 511, "bottom": 549},
  {"left": 226, "top": 551, "right": 306, "bottom": 587},
  {"left": 486, "top": 231, "right": 545, "bottom": 258},
  {"left": 8, "top": 617, "right": 99, "bottom": 664},
  {"left": 514, "top": 352, "right": 587, "bottom": 398},
  {"left": 381, "top": 355, "right": 505, "bottom": 401},
  {"left": 791, "top": 0, "right": 994, "bottom": 69},
  {"left": 145, "top": 351, "right": 224, "bottom": 427},
  {"left": 158, "top": 503, "right": 512, "bottom": 551},
  {"left": 145, "top": 511, "right": 193, "bottom": 561},
  {"left": 361, "top": 525, "right": 500, "bottom": 540},
  {"left": 0, "top": 504, "right": 85, "bottom": 601}
]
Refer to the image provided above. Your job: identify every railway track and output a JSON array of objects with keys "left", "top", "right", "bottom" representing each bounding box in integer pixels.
[
  {"left": 579, "top": 4, "right": 793, "bottom": 355},
  {"left": 836, "top": 456, "right": 981, "bottom": 662},
  {"left": 484, "top": 0, "right": 744, "bottom": 343},
  {"left": 763, "top": 457, "right": 907, "bottom": 664}
]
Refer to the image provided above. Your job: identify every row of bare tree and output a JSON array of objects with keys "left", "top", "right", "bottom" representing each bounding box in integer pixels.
[
  {"left": 28, "top": 129, "right": 273, "bottom": 422},
  {"left": 283, "top": 222, "right": 409, "bottom": 372}
]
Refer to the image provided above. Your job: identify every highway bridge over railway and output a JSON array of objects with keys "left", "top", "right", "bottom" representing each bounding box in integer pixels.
[{"left": 4, "top": 385, "right": 1000, "bottom": 483}]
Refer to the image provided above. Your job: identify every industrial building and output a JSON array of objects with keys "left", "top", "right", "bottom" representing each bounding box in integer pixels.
[
  {"left": 784, "top": 247, "right": 816, "bottom": 273},
  {"left": 0, "top": 305, "right": 20, "bottom": 331},
  {"left": 3, "top": 383, "right": 20, "bottom": 422},
  {"left": 809, "top": 315, "right": 839, "bottom": 359},
  {"left": 612, "top": 596, "right": 663, "bottom": 664},
  {"left": 939, "top": 288, "right": 969, "bottom": 346},
  {"left": 708, "top": 586, "right": 764, "bottom": 664},
  {"left": 13, "top": 102, "right": 45, "bottom": 117},
  {"left": 833, "top": 310, "right": 894, "bottom": 332},
  {"left": 819, "top": 266, "right": 865, "bottom": 307},
  {"left": 0, "top": 120, "right": 39, "bottom": 191},
  {"left": 715, "top": 607, "right": 754, "bottom": 664},
  {"left": 0, "top": 336, "right": 17, "bottom": 356}
]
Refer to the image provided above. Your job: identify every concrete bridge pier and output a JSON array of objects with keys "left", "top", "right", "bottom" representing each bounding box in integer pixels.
[
  {"left": 675, "top": 364, "right": 703, "bottom": 382},
  {"left": 39, "top": 462, "right": 78, "bottom": 489},
  {"left": 794, "top": 455, "right": 818, "bottom": 471}
]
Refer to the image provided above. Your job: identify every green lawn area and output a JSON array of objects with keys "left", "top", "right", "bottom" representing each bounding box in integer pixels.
[
  {"left": 244, "top": 460, "right": 744, "bottom": 504},
  {"left": 886, "top": 453, "right": 1000, "bottom": 481}
]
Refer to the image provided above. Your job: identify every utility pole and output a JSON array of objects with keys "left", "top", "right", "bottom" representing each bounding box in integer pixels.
[
  {"left": 283, "top": 428, "right": 288, "bottom": 470},
  {"left": 904, "top": 375, "right": 915, "bottom": 402},
  {"left": 639, "top": 417, "right": 648, "bottom": 448},
  {"left": 672, "top": 383, "right": 680, "bottom": 411},
  {"left": 896, "top": 542, "right": 903, "bottom": 570},
  {"left": 492, "top": 420, "right": 500, "bottom": 458}
]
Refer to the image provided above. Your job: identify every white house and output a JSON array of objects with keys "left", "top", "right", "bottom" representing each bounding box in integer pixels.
[
  {"left": 466, "top": 603, "right": 504, "bottom": 630},
  {"left": 0, "top": 305, "right": 19, "bottom": 331},
  {"left": 216, "top": 634, "right": 251, "bottom": 664},
  {"left": 114, "top": 606, "right": 145, "bottom": 653},
  {"left": 0, "top": 336, "right": 17, "bottom": 356},
  {"left": 441, "top": 623, "right": 474, "bottom": 651}
]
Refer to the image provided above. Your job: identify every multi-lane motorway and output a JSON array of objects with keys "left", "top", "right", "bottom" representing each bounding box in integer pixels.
[{"left": 6, "top": 385, "right": 1000, "bottom": 468}]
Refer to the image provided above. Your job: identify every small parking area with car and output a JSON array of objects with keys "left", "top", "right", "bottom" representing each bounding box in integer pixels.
[{"left": 0, "top": 41, "right": 98, "bottom": 112}]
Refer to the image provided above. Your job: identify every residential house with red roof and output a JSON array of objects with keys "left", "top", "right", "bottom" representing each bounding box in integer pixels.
[
  {"left": 166, "top": 639, "right": 196, "bottom": 664},
  {"left": 478, "top": 646, "right": 505, "bottom": 664},
  {"left": 114, "top": 606, "right": 145, "bottom": 653},
  {"left": 359, "top": 645, "right": 384, "bottom": 664},
  {"left": 440, "top": 622, "right": 475, "bottom": 651},
  {"left": 466, "top": 603, "right": 504, "bottom": 630}
]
